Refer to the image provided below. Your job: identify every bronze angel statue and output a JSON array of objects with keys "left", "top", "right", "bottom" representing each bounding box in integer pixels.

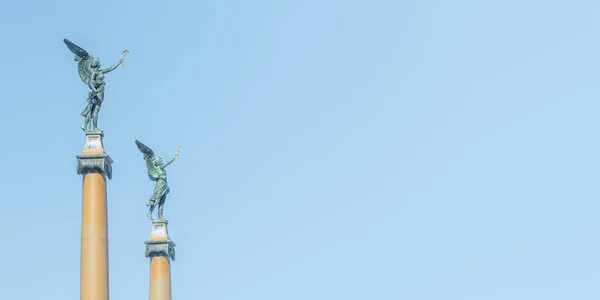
[
  {"left": 136, "top": 140, "right": 181, "bottom": 220},
  {"left": 64, "top": 39, "right": 129, "bottom": 132}
]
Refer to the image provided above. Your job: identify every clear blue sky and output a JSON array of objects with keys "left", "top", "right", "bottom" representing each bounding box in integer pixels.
[{"left": 0, "top": 1, "right": 599, "bottom": 299}]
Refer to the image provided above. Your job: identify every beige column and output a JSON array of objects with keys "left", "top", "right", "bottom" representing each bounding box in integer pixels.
[
  {"left": 145, "top": 220, "right": 176, "bottom": 300},
  {"left": 77, "top": 131, "right": 113, "bottom": 300},
  {"left": 150, "top": 256, "right": 172, "bottom": 300}
]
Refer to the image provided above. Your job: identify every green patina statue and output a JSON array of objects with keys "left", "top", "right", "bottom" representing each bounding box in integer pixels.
[
  {"left": 135, "top": 140, "right": 181, "bottom": 220},
  {"left": 64, "top": 39, "right": 129, "bottom": 132}
]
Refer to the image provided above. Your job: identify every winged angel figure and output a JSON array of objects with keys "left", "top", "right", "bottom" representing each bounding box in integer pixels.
[
  {"left": 136, "top": 140, "right": 181, "bottom": 220},
  {"left": 64, "top": 39, "right": 127, "bottom": 132}
]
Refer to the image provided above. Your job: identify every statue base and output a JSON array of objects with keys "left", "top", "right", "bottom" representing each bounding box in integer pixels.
[
  {"left": 76, "top": 130, "right": 112, "bottom": 179},
  {"left": 83, "top": 130, "right": 105, "bottom": 154},
  {"left": 145, "top": 219, "right": 175, "bottom": 261}
]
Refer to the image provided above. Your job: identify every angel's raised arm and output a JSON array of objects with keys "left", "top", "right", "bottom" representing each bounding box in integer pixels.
[
  {"left": 100, "top": 58, "right": 123, "bottom": 74},
  {"left": 163, "top": 157, "right": 177, "bottom": 168}
]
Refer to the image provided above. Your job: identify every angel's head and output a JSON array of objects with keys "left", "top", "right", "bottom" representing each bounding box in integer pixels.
[
  {"left": 91, "top": 58, "right": 101, "bottom": 69},
  {"left": 154, "top": 157, "right": 163, "bottom": 166}
]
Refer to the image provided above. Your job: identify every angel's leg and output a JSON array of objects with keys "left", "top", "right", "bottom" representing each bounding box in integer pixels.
[
  {"left": 157, "top": 195, "right": 166, "bottom": 220},
  {"left": 81, "top": 110, "right": 91, "bottom": 131},
  {"left": 92, "top": 105, "right": 101, "bottom": 130},
  {"left": 147, "top": 204, "right": 155, "bottom": 220},
  {"left": 81, "top": 98, "right": 93, "bottom": 131},
  {"left": 157, "top": 205, "right": 163, "bottom": 220},
  {"left": 81, "top": 117, "right": 89, "bottom": 132}
]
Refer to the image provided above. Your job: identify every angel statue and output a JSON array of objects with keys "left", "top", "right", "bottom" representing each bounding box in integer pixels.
[
  {"left": 64, "top": 39, "right": 129, "bottom": 132},
  {"left": 135, "top": 140, "right": 181, "bottom": 220}
]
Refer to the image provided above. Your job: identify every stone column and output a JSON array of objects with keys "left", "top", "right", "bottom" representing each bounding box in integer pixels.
[
  {"left": 145, "top": 219, "right": 176, "bottom": 300},
  {"left": 76, "top": 130, "right": 113, "bottom": 300}
]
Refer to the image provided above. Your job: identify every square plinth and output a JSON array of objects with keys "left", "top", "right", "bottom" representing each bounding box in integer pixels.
[
  {"left": 149, "top": 219, "right": 170, "bottom": 240},
  {"left": 83, "top": 130, "right": 105, "bottom": 154}
]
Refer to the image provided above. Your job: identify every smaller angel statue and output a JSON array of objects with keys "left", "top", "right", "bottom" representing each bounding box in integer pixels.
[
  {"left": 64, "top": 39, "right": 128, "bottom": 132},
  {"left": 135, "top": 140, "right": 181, "bottom": 220}
]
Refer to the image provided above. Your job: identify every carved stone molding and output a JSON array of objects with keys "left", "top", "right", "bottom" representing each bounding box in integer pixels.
[
  {"left": 76, "top": 153, "right": 113, "bottom": 180},
  {"left": 145, "top": 239, "right": 176, "bottom": 261}
]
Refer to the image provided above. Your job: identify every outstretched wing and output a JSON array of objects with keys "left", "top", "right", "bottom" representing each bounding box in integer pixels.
[
  {"left": 135, "top": 140, "right": 159, "bottom": 181},
  {"left": 135, "top": 140, "right": 155, "bottom": 161},
  {"left": 64, "top": 39, "right": 89, "bottom": 58},
  {"left": 64, "top": 38, "right": 93, "bottom": 84}
]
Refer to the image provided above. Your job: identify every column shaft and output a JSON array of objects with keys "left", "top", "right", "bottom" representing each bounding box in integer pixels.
[
  {"left": 80, "top": 173, "right": 109, "bottom": 300},
  {"left": 150, "top": 256, "right": 171, "bottom": 300}
]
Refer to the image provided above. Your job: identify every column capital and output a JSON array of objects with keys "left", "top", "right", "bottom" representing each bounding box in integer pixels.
[
  {"left": 76, "top": 153, "right": 113, "bottom": 179},
  {"left": 145, "top": 239, "right": 176, "bottom": 261}
]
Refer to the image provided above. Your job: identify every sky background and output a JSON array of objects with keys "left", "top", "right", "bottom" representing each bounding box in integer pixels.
[{"left": 0, "top": 0, "right": 599, "bottom": 299}]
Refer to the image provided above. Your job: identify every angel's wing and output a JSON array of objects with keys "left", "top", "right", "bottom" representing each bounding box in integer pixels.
[
  {"left": 64, "top": 38, "right": 93, "bottom": 84},
  {"left": 136, "top": 140, "right": 159, "bottom": 181},
  {"left": 136, "top": 140, "right": 155, "bottom": 162},
  {"left": 64, "top": 39, "right": 89, "bottom": 58}
]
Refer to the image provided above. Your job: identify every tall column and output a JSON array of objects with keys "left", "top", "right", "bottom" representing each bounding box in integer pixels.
[
  {"left": 76, "top": 130, "right": 113, "bottom": 300},
  {"left": 145, "top": 219, "right": 176, "bottom": 300}
]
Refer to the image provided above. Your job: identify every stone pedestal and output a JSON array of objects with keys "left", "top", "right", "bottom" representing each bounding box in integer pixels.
[
  {"left": 77, "top": 130, "right": 112, "bottom": 300},
  {"left": 145, "top": 219, "right": 175, "bottom": 300}
]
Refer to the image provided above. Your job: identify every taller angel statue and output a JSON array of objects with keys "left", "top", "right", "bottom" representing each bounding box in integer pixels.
[
  {"left": 64, "top": 39, "right": 128, "bottom": 131},
  {"left": 136, "top": 140, "right": 181, "bottom": 220}
]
